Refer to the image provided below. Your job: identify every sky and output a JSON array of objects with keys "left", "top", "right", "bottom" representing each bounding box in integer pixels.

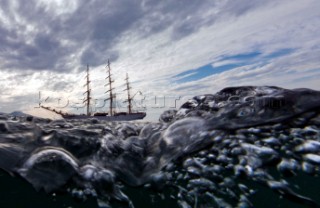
[{"left": 0, "top": 0, "right": 319, "bottom": 121}]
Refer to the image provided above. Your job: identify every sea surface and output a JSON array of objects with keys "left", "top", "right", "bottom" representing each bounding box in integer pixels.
[{"left": 1, "top": 86, "right": 320, "bottom": 208}]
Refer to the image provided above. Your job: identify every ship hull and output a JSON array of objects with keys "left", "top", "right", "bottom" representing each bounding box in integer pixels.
[{"left": 62, "top": 112, "right": 146, "bottom": 121}]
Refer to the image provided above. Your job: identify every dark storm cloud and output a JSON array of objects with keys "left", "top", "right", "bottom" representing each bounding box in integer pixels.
[
  {"left": 78, "top": 0, "right": 144, "bottom": 66},
  {"left": 0, "top": 0, "right": 268, "bottom": 73},
  {"left": 1, "top": 73, "right": 34, "bottom": 90},
  {"left": 0, "top": 0, "right": 145, "bottom": 71},
  {"left": 139, "top": 0, "right": 269, "bottom": 39},
  {"left": 136, "top": 0, "right": 218, "bottom": 40},
  {"left": 0, "top": 94, "right": 38, "bottom": 112},
  {"left": 10, "top": 34, "right": 67, "bottom": 70},
  {"left": 221, "top": 0, "right": 263, "bottom": 17},
  {"left": 0, "top": 1, "right": 72, "bottom": 71},
  {"left": 47, "top": 81, "right": 75, "bottom": 92}
]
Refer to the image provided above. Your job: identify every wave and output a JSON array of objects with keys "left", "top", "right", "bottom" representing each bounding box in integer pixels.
[{"left": 0, "top": 86, "right": 320, "bottom": 207}]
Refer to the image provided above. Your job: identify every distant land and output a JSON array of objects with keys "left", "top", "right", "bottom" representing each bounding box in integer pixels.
[
  {"left": 9, "top": 111, "right": 32, "bottom": 117},
  {"left": 0, "top": 111, "right": 33, "bottom": 117}
]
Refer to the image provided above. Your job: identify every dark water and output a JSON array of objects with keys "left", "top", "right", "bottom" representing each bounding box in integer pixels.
[{"left": 1, "top": 86, "right": 320, "bottom": 208}]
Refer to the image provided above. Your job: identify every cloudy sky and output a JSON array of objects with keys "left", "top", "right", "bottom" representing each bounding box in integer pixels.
[{"left": 0, "top": 0, "right": 319, "bottom": 120}]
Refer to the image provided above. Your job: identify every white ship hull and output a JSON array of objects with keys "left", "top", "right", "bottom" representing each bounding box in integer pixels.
[{"left": 62, "top": 112, "right": 146, "bottom": 121}]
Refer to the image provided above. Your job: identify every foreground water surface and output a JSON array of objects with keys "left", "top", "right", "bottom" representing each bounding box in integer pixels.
[{"left": 1, "top": 86, "right": 320, "bottom": 208}]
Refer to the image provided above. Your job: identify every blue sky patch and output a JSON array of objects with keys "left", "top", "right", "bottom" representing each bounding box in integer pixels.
[
  {"left": 222, "top": 51, "right": 262, "bottom": 61},
  {"left": 174, "top": 63, "right": 242, "bottom": 83},
  {"left": 173, "top": 48, "right": 295, "bottom": 84},
  {"left": 264, "top": 48, "right": 294, "bottom": 59}
]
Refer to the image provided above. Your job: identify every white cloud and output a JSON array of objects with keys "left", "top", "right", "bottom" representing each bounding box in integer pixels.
[
  {"left": 118, "top": 0, "right": 320, "bottom": 95},
  {"left": 37, "top": 0, "right": 78, "bottom": 16}
]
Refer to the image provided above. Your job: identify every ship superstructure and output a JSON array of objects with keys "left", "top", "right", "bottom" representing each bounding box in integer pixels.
[{"left": 40, "top": 61, "right": 146, "bottom": 121}]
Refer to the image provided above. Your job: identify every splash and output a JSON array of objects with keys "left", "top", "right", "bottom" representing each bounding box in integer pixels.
[{"left": 0, "top": 86, "right": 320, "bottom": 207}]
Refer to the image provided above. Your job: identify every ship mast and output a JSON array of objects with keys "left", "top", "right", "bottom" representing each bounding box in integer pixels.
[
  {"left": 105, "top": 60, "right": 114, "bottom": 116},
  {"left": 124, "top": 73, "right": 132, "bottom": 114},
  {"left": 83, "top": 64, "right": 91, "bottom": 116}
]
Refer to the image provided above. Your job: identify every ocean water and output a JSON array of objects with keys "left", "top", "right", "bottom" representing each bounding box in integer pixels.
[{"left": 0, "top": 86, "right": 320, "bottom": 208}]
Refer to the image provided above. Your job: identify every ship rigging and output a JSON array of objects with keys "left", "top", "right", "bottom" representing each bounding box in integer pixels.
[{"left": 39, "top": 60, "right": 146, "bottom": 121}]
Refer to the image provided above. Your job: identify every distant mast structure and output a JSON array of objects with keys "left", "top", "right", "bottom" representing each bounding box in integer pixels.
[
  {"left": 124, "top": 73, "right": 132, "bottom": 114},
  {"left": 83, "top": 64, "right": 91, "bottom": 116},
  {"left": 37, "top": 60, "right": 146, "bottom": 121},
  {"left": 105, "top": 60, "right": 114, "bottom": 116}
]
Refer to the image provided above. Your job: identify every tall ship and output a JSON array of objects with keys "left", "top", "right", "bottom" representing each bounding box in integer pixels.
[{"left": 40, "top": 60, "right": 146, "bottom": 121}]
